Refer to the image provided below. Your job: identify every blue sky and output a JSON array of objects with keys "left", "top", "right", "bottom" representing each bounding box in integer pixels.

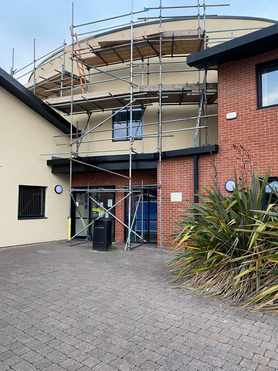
[{"left": 0, "top": 0, "right": 277, "bottom": 79}]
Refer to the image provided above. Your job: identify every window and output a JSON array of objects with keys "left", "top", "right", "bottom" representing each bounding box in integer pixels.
[
  {"left": 18, "top": 186, "right": 46, "bottom": 219},
  {"left": 257, "top": 60, "right": 278, "bottom": 108},
  {"left": 265, "top": 178, "right": 278, "bottom": 205},
  {"left": 113, "top": 108, "right": 143, "bottom": 141}
]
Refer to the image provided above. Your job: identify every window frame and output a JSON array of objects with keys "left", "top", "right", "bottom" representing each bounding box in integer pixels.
[
  {"left": 265, "top": 177, "right": 278, "bottom": 205},
  {"left": 112, "top": 108, "right": 143, "bottom": 142},
  {"left": 18, "top": 185, "right": 46, "bottom": 220},
  {"left": 257, "top": 59, "right": 278, "bottom": 109}
]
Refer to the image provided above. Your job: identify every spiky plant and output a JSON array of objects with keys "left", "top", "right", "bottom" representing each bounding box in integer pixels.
[{"left": 169, "top": 170, "right": 278, "bottom": 312}]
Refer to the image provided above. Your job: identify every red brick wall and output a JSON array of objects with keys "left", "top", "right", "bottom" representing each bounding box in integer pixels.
[
  {"left": 158, "top": 156, "right": 194, "bottom": 248},
  {"left": 206, "top": 48, "right": 278, "bottom": 192}
]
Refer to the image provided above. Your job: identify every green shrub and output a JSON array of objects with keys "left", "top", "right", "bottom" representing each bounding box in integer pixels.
[{"left": 168, "top": 170, "right": 278, "bottom": 312}]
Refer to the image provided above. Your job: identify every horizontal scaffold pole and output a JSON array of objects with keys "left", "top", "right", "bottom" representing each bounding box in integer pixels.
[{"left": 71, "top": 158, "right": 129, "bottom": 179}]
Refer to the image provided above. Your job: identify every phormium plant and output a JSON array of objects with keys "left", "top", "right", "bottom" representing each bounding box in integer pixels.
[{"left": 168, "top": 169, "right": 278, "bottom": 312}]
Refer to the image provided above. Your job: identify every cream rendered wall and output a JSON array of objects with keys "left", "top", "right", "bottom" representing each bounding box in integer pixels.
[
  {"left": 32, "top": 17, "right": 275, "bottom": 157},
  {"left": 0, "top": 86, "right": 70, "bottom": 248}
]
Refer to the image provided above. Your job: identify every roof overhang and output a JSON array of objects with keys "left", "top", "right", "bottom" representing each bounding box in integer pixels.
[
  {"left": 0, "top": 67, "right": 75, "bottom": 135},
  {"left": 47, "top": 144, "right": 218, "bottom": 174},
  {"left": 187, "top": 23, "right": 278, "bottom": 70}
]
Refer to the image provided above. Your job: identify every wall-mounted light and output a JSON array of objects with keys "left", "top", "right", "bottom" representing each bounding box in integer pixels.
[
  {"left": 226, "top": 112, "right": 237, "bottom": 120},
  {"left": 54, "top": 185, "right": 63, "bottom": 194},
  {"left": 225, "top": 180, "right": 235, "bottom": 192}
]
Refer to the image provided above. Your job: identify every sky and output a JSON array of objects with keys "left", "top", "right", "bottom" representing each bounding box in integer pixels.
[{"left": 0, "top": 0, "right": 277, "bottom": 80}]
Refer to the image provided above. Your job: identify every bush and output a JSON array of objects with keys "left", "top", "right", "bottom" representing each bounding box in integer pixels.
[{"left": 168, "top": 170, "right": 278, "bottom": 312}]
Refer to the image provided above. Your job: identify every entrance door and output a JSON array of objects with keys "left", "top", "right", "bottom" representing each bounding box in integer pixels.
[
  {"left": 72, "top": 191, "right": 90, "bottom": 238},
  {"left": 71, "top": 187, "right": 115, "bottom": 240},
  {"left": 125, "top": 188, "right": 157, "bottom": 243},
  {"left": 90, "top": 188, "right": 115, "bottom": 241}
]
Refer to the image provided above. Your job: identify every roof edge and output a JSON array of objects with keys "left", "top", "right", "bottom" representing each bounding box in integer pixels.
[
  {"left": 187, "top": 22, "right": 278, "bottom": 70},
  {"left": 47, "top": 144, "right": 219, "bottom": 173}
]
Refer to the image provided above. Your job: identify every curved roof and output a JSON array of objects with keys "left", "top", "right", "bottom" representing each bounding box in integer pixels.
[
  {"left": 93, "top": 15, "right": 277, "bottom": 39},
  {"left": 34, "top": 14, "right": 277, "bottom": 74}
]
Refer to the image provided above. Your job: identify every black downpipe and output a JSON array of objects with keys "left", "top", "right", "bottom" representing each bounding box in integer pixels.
[{"left": 194, "top": 154, "right": 199, "bottom": 203}]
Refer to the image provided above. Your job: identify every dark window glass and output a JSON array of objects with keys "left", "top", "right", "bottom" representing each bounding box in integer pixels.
[
  {"left": 265, "top": 178, "right": 278, "bottom": 205},
  {"left": 124, "top": 188, "right": 157, "bottom": 243},
  {"left": 113, "top": 108, "right": 143, "bottom": 141},
  {"left": 18, "top": 186, "right": 45, "bottom": 219},
  {"left": 257, "top": 61, "right": 278, "bottom": 108}
]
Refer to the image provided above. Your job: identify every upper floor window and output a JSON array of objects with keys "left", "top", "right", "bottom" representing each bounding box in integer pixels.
[
  {"left": 257, "top": 60, "right": 278, "bottom": 109},
  {"left": 18, "top": 185, "right": 46, "bottom": 219},
  {"left": 113, "top": 108, "right": 143, "bottom": 141}
]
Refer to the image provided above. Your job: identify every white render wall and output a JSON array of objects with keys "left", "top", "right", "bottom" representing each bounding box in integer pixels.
[{"left": 0, "top": 86, "right": 70, "bottom": 248}]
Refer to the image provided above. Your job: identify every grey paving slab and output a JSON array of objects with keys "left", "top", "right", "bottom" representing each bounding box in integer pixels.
[{"left": 0, "top": 241, "right": 277, "bottom": 370}]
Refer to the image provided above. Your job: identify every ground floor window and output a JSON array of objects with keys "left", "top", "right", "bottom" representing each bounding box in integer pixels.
[
  {"left": 265, "top": 177, "right": 278, "bottom": 205},
  {"left": 18, "top": 185, "right": 46, "bottom": 219}
]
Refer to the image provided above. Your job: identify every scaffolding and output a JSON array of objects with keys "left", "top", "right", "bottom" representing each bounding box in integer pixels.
[{"left": 12, "top": 0, "right": 246, "bottom": 251}]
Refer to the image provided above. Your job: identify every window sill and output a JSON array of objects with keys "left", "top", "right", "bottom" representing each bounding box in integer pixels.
[
  {"left": 257, "top": 102, "right": 278, "bottom": 110},
  {"left": 18, "top": 217, "right": 47, "bottom": 220}
]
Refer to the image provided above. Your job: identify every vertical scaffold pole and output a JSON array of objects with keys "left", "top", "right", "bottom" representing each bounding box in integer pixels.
[
  {"left": 141, "top": 180, "right": 144, "bottom": 241},
  {"left": 158, "top": 0, "right": 163, "bottom": 252},
  {"left": 197, "top": 0, "right": 201, "bottom": 39},
  {"left": 68, "top": 2, "right": 74, "bottom": 243},
  {"left": 203, "top": 0, "right": 207, "bottom": 50},
  {"left": 33, "top": 39, "right": 36, "bottom": 94},
  {"left": 10, "top": 48, "right": 15, "bottom": 76},
  {"left": 197, "top": 0, "right": 201, "bottom": 84},
  {"left": 61, "top": 40, "right": 66, "bottom": 98},
  {"left": 203, "top": 0, "right": 208, "bottom": 146},
  {"left": 125, "top": 0, "right": 134, "bottom": 251}
]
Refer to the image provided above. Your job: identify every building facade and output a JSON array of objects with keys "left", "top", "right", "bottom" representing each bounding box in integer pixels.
[{"left": 17, "top": 15, "right": 278, "bottom": 249}]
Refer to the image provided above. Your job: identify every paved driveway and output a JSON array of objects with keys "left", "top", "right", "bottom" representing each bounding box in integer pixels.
[{"left": 0, "top": 241, "right": 277, "bottom": 371}]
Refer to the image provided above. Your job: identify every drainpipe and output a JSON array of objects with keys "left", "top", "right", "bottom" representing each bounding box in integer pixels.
[{"left": 194, "top": 154, "right": 199, "bottom": 203}]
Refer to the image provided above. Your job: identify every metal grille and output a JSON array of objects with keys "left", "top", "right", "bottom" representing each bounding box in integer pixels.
[{"left": 18, "top": 186, "right": 45, "bottom": 218}]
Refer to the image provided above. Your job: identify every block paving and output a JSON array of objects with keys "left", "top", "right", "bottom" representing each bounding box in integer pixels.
[{"left": 0, "top": 241, "right": 277, "bottom": 370}]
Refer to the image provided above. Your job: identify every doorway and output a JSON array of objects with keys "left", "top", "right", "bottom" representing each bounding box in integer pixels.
[
  {"left": 71, "top": 187, "right": 115, "bottom": 240},
  {"left": 125, "top": 188, "right": 157, "bottom": 244}
]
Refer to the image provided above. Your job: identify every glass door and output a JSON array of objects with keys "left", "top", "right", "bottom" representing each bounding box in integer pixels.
[
  {"left": 125, "top": 188, "right": 157, "bottom": 244},
  {"left": 71, "top": 187, "right": 115, "bottom": 241},
  {"left": 72, "top": 191, "right": 90, "bottom": 238},
  {"left": 89, "top": 188, "right": 115, "bottom": 241}
]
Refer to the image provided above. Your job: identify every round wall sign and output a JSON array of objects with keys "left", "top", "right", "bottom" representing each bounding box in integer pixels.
[{"left": 54, "top": 185, "right": 63, "bottom": 194}]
